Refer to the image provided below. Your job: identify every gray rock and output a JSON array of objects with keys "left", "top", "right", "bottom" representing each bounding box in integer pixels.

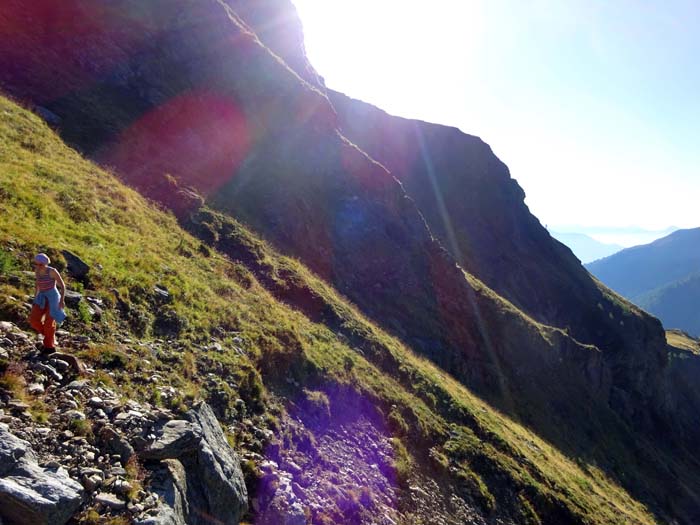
[
  {"left": 0, "top": 424, "right": 36, "bottom": 475},
  {"left": 145, "top": 459, "right": 188, "bottom": 525},
  {"left": 258, "top": 478, "right": 306, "bottom": 525},
  {"left": 88, "top": 304, "right": 103, "bottom": 319},
  {"left": 99, "top": 427, "right": 135, "bottom": 464},
  {"left": 64, "top": 410, "right": 86, "bottom": 421},
  {"left": 141, "top": 403, "right": 248, "bottom": 525},
  {"left": 63, "top": 290, "right": 83, "bottom": 308},
  {"left": 183, "top": 402, "right": 248, "bottom": 524},
  {"left": 81, "top": 474, "right": 101, "bottom": 492},
  {"left": 88, "top": 396, "right": 104, "bottom": 408},
  {"left": 0, "top": 322, "right": 17, "bottom": 333},
  {"left": 35, "top": 363, "right": 61, "bottom": 382},
  {"left": 153, "top": 285, "right": 171, "bottom": 304},
  {"left": 65, "top": 379, "right": 90, "bottom": 391},
  {"left": 53, "top": 353, "right": 83, "bottom": 375},
  {"left": 0, "top": 426, "right": 82, "bottom": 525},
  {"left": 61, "top": 250, "right": 89, "bottom": 280},
  {"left": 94, "top": 491, "right": 126, "bottom": 510},
  {"left": 113, "top": 479, "right": 132, "bottom": 495},
  {"left": 141, "top": 420, "right": 201, "bottom": 460}
]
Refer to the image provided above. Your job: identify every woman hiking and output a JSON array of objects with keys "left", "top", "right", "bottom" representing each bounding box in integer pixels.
[{"left": 29, "top": 253, "right": 67, "bottom": 353}]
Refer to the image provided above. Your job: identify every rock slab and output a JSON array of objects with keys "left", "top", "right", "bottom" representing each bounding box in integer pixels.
[
  {"left": 0, "top": 424, "right": 83, "bottom": 525},
  {"left": 143, "top": 402, "right": 248, "bottom": 525}
]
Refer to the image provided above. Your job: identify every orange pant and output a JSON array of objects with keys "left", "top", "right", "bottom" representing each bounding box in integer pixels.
[{"left": 29, "top": 302, "right": 56, "bottom": 349}]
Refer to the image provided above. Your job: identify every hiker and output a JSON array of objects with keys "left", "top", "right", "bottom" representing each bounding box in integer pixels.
[{"left": 28, "top": 253, "right": 67, "bottom": 353}]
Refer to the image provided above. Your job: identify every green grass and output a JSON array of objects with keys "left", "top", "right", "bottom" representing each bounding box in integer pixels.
[{"left": 0, "top": 93, "right": 667, "bottom": 524}]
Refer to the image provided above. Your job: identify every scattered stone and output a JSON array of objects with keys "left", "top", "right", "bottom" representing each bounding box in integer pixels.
[
  {"left": 35, "top": 363, "right": 62, "bottom": 382},
  {"left": 88, "top": 396, "right": 104, "bottom": 408},
  {"left": 7, "top": 400, "right": 29, "bottom": 413},
  {"left": 27, "top": 383, "right": 45, "bottom": 395},
  {"left": 81, "top": 474, "right": 102, "bottom": 492},
  {"left": 113, "top": 479, "right": 133, "bottom": 495},
  {"left": 152, "top": 285, "right": 171, "bottom": 303},
  {"left": 99, "top": 427, "right": 135, "bottom": 464},
  {"left": 53, "top": 353, "right": 83, "bottom": 375},
  {"left": 65, "top": 379, "right": 89, "bottom": 391},
  {"left": 63, "top": 290, "right": 83, "bottom": 308},
  {"left": 94, "top": 491, "right": 126, "bottom": 510},
  {"left": 64, "top": 410, "right": 86, "bottom": 421}
]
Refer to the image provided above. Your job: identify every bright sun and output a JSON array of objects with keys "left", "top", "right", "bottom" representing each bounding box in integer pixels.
[{"left": 292, "top": 0, "right": 483, "bottom": 126}]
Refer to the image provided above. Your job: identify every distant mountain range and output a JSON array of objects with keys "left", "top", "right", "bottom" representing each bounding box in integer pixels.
[
  {"left": 552, "top": 225, "right": 678, "bottom": 248},
  {"left": 550, "top": 231, "right": 623, "bottom": 263},
  {"left": 587, "top": 228, "right": 700, "bottom": 336}
]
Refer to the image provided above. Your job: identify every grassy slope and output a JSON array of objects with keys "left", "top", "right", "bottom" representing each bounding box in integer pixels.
[
  {"left": 667, "top": 330, "right": 700, "bottom": 356},
  {"left": 0, "top": 94, "right": 659, "bottom": 524}
]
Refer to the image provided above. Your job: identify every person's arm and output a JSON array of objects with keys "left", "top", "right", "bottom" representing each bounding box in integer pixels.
[{"left": 52, "top": 268, "right": 66, "bottom": 308}]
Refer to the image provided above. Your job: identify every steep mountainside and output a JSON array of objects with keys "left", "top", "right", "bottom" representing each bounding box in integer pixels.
[
  {"left": 587, "top": 228, "right": 700, "bottom": 335},
  {"left": 0, "top": 93, "right": 679, "bottom": 525},
  {"left": 2, "top": 0, "right": 700, "bottom": 523},
  {"left": 636, "top": 272, "right": 700, "bottom": 336},
  {"left": 550, "top": 232, "right": 623, "bottom": 263}
]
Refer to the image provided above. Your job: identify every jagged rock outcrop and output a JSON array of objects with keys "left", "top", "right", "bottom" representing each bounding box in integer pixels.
[
  {"left": 137, "top": 402, "right": 248, "bottom": 525},
  {"left": 0, "top": 423, "right": 83, "bottom": 525}
]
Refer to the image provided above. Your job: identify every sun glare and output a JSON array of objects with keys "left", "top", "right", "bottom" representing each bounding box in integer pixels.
[{"left": 293, "top": 0, "right": 483, "bottom": 125}]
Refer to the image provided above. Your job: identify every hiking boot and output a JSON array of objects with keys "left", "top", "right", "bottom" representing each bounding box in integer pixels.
[{"left": 40, "top": 346, "right": 56, "bottom": 356}]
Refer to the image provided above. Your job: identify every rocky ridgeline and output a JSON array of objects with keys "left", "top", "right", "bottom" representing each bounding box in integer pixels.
[{"left": 0, "top": 321, "right": 247, "bottom": 525}]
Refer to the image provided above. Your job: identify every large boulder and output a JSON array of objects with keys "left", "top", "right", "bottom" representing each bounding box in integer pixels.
[
  {"left": 0, "top": 424, "right": 83, "bottom": 525},
  {"left": 140, "top": 402, "right": 248, "bottom": 525},
  {"left": 136, "top": 460, "right": 188, "bottom": 525},
  {"left": 61, "top": 250, "right": 90, "bottom": 281},
  {"left": 141, "top": 421, "right": 202, "bottom": 461}
]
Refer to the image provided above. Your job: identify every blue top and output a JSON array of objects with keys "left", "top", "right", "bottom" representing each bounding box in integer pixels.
[{"left": 33, "top": 287, "right": 67, "bottom": 324}]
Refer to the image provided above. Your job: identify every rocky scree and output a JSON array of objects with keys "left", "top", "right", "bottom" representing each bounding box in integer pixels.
[{"left": 0, "top": 321, "right": 247, "bottom": 525}]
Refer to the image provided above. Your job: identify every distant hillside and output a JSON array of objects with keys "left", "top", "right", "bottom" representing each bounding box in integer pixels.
[
  {"left": 637, "top": 273, "right": 700, "bottom": 337},
  {"left": 551, "top": 232, "right": 622, "bottom": 263},
  {"left": 587, "top": 228, "right": 700, "bottom": 335}
]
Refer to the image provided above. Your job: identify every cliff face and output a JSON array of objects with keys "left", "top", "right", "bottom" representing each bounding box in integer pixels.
[
  {"left": 2, "top": 0, "right": 700, "bottom": 521},
  {"left": 223, "top": 2, "right": 673, "bottom": 429}
]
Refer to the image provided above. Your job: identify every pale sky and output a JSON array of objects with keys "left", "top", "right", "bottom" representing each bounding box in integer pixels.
[{"left": 292, "top": 0, "right": 699, "bottom": 231}]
